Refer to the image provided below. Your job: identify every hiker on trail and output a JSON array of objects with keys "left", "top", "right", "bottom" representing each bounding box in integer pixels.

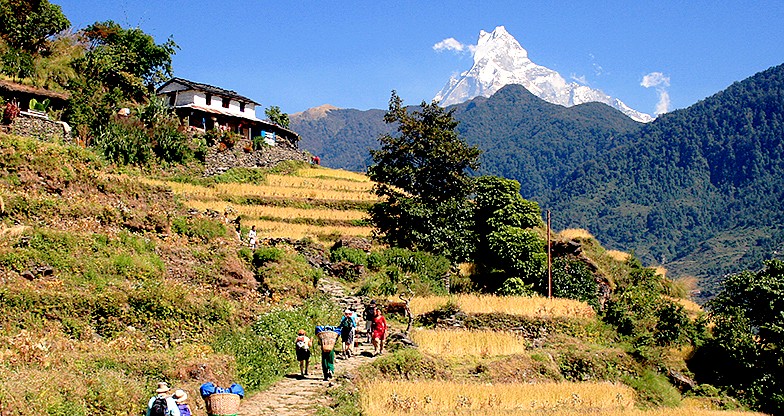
[
  {"left": 339, "top": 309, "right": 357, "bottom": 358},
  {"left": 146, "top": 382, "right": 181, "bottom": 416},
  {"left": 315, "top": 326, "right": 337, "bottom": 381},
  {"left": 363, "top": 300, "right": 376, "bottom": 344},
  {"left": 371, "top": 307, "right": 387, "bottom": 356},
  {"left": 295, "top": 329, "right": 312, "bottom": 378},
  {"left": 172, "top": 389, "right": 192, "bottom": 416},
  {"left": 248, "top": 225, "right": 257, "bottom": 249},
  {"left": 233, "top": 217, "right": 242, "bottom": 242}
]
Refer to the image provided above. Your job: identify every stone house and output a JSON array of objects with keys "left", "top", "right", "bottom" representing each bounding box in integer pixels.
[
  {"left": 156, "top": 77, "right": 299, "bottom": 148},
  {"left": 0, "top": 80, "right": 71, "bottom": 140}
]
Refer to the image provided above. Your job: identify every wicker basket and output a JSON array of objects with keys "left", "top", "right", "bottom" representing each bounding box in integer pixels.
[
  {"left": 205, "top": 393, "right": 240, "bottom": 416},
  {"left": 318, "top": 330, "right": 339, "bottom": 352}
]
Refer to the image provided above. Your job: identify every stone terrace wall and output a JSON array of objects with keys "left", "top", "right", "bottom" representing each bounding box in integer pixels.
[
  {"left": 6, "top": 113, "right": 71, "bottom": 141},
  {"left": 204, "top": 138, "right": 310, "bottom": 176}
]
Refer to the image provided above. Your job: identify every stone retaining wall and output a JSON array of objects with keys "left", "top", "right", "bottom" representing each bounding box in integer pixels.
[
  {"left": 204, "top": 138, "right": 311, "bottom": 176},
  {"left": 7, "top": 112, "right": 71, "bottom": 141}
]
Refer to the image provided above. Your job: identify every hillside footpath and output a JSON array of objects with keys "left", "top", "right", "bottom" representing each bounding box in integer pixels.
[{"left": 238, "top": 278, "right": 373, "bottom": 416}]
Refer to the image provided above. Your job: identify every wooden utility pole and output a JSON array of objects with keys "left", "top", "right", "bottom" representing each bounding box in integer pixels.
[{"left": 547, "top": 209, "right": 552, "bottom": 299}]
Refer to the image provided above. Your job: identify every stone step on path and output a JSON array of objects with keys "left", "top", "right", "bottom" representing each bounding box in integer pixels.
[{"left": 237, "top": 278, "right": 374, "bottom": 416}]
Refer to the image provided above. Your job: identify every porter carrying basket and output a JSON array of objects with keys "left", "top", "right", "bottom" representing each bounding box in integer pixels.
[
  {"left": 318, "top": 330, "right": 339, "bottom": 353},
  {"left": 205, "top": 393, "right": 240, "bottom": 416}
]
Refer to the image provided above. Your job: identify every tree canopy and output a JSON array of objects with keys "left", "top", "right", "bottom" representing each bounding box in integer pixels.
[
  {"left": 368, "top": 91, "right": 480, "bottom": 262},
  {"left": 0, "top": 0, "right": 69, "bottom": 54}
]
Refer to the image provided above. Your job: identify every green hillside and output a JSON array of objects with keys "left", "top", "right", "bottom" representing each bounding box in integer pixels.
[{"left": 551, "top": 63, "right": 784, "bottom": 298}]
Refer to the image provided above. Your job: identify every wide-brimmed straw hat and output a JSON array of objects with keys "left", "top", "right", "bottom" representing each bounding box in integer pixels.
[
  {"left": 155, "top": 382, "right": 170, "bottom": 394},
  {"left": 172, "top": 389, "right": 188, "bottom": 403}
]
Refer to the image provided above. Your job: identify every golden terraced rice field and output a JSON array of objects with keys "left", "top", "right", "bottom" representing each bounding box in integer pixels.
[
  {"left": 140, "top": 166, "right": 377, "bottom": 241},
  {"left": 360, "top": 380, "right": 767, "bottom": 416},
  {"left": 405, "top": 294, "right": 595, "bottom": 319}
]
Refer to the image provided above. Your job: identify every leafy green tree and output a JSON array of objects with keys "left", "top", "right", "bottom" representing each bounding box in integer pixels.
[
  {"left": 368, "top": 91, "right": 481, "bottom": 262},
  {"left": 552, "top": 257, "right": 599, "bottom": 310},
  {"left": 265, "top": 105, "right": 290, "bottom": 128},
  {"left": 0, "top": 0, "right": 69, "bottom": 54},
  {"left": 473, "top": 175, "right": 545, "bottom": 291},
  {"left": 65, "top": 20, "right": 177, "bottom": 136},
  {"left": 700, "top": 259, "right": 784, "bottom": 413}
]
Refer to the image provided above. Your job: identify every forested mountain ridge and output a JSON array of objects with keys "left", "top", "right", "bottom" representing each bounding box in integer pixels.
[
  {"left": 552, "top": 63, "right": 784, "bottom": 296},
  {"left": 294, "top": 84, "right": 643, "bottom": 202},
  {"left": 292, "top": 64, "right": 784, "bottom": 294}
]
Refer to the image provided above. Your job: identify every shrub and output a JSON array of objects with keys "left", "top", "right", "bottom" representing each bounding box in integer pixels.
[
  {"left": 213, "top": 296, "right": 339, "bottom": 391},
  {"left": 95, "top": 117, "right": 153, "bottom": 165},
  {"left": 552, "top": 257, "right": 600, "bottom": 310},
  {"left": 624, "top": 370, "right": 681, "bottom": 408},
  {"left": 252, "top": 246, "right": 285, "bottom": 268},
  {"left": 370, "top": 348, "right": 450, "bottom": 380},
  {"left": 330, "top": 247, "right": 368, "bottom": 266},
  {"left": 498, "top": 277, "right": 536, "bottom": 296},
  {"left": 171, "top": 216, "right": 226, "bottom": 242}
]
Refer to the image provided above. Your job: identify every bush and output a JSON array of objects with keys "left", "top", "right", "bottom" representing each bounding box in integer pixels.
[
  {"left": 252, "top": 247, "right": 285, "bottom": 268},
  {"left": 370, "top": 348, "right": 450, "bottom": 380},
  {"left": 330, "top": 247, "right": 368, "bottom": 266},
  {"left": 498, "top": 277, "right": 536, "bottom": 296},
  {"left": 624, "top": 370, "right": 681, "bottom": 408},
  {"left": 213, "top": 296, "right": 340, "bottom": 391},
  {"left": 552, "top": 257, "right": 600, "bottom": 310},
  {"left": 95, "top": 117, "right": 152, "bottom": 165},
  {"left": 171, "top": 216, "right": 226, "bottom": 242}
]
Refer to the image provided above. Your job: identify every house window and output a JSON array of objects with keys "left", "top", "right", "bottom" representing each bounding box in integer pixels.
[
  {"left": 240, "top": 102, "right": 246, "bottom": 112},
  {"left": 205, "top": 94, "right": 212, "bottom": 105},
  {"left": 222, "top": 97, "right": 230, "bottom": 108}
]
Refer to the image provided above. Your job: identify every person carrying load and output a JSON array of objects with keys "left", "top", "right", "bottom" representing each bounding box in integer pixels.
[{"left": 315, "top": 325, "right": 340, "bottom": 381}]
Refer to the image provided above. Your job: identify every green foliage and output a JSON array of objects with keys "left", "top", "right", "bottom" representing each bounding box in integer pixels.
[
  {"left": 368, "top": 91, "right": 481, "bottom": 262},
  {"left": 0, "top": 0, "right": 70, "bottom": 54},
  {"left": 95, "top": 116, "right": 152, "bottom": 165},
  {"left": 698, "top": 259, "right": 784, "bottom": 413},
  {"left": 66, "top": 20, "right": 178, "bottom": 136},
  {"left": 252, "top": 246, "right": 285, "bottom": 268},
  {"left": 171, "top": 216, "right": 226, "bottom": 242},
  {"left": 552, "top": 257, "right": 600, "bottom": 310},
  {"left": 624, "top": 370, "right": 681, "bottom": 408},
  {"left": 28, "top": 97, "right": 50, "bottom": 111},
  {"left": 370, "top": 348, "right": 449, "bottom": 380},
  {"left": 357, "top": 248, "right": 452, "bottom": 297},
  {"left": 497, "top": 277, "right": 536, "bottom": 296},
  {"left": 472, "top": 175, "right": 546, "bottom": 292},
  {"left": 264, "top": 105, "right": 290, "bottom": 128},
  {"left": 213, "top": 296, "right": 339, "bottom": 391},
  {"left": 330, "top": 247, "right": 368, "bottom": 266}
]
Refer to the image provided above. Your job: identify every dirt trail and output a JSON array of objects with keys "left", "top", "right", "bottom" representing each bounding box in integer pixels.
[{"left": 238, "top": 278, "right": 373, "bottom": 416}]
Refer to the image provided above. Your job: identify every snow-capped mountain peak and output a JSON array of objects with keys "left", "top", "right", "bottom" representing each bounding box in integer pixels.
[{"left": 434, "top": 26, "right": 654, "bottom": 123}]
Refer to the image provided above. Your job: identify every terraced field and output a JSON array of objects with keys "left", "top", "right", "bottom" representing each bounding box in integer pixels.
[{"left": 143, "top": 165, "right": 377, "bottom": 242}]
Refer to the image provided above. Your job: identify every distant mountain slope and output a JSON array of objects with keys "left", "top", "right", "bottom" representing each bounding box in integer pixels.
[
  {"left": 449, "top": 85, "right": 642, "bottom": 203},
  {"left": 292, "top": 106, "right": 391, "bottom": 171},
  {"left": 551, "top": 63, "right": 784, "bottom": 296},
  {"left": 293, "top": 84, "right": 642, "bottom": 201}
]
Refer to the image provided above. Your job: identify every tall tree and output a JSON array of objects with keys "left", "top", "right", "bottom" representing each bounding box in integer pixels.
[
  {"left": 0, "top": 0, "right": 69, "bottom": 54},
  {"left": 65, "top": 20, "right": 177, "bottom": 135},
  {"left": 698, "top": 259, "right": 784, "bottom": 413},
  {"left": 368, "top": 91, "right": 481, "bottom": 262}
]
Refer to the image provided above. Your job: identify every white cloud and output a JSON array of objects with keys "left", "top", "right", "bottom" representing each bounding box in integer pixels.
[
  {"left": 433, "top": 38, "right": 466, "bottom": 53},
  {"left": 641, "top": 72, "right": 670, "bottom": 88},
  {"left": 641, "top": 71, "right": 671, "bottom": 115}
]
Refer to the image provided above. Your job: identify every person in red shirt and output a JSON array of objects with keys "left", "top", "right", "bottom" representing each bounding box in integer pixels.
[{"left": 370, "top": 307, "right": 387, "bottom": 356}]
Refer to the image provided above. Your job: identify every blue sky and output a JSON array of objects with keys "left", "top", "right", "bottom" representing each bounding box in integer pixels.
[{"left": 57, "top": 1, "right": 784, "bottom": 117}]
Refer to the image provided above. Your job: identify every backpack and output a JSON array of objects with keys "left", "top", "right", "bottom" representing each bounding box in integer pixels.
[
  {"left": 150, "top": 396, "right": 168, "bottom": 416},
  {"left": 295, "top": 336, "right": 308, "bottom": 350},
  {"left": 339, "top": 316, "right": 355, "bottom": 330}
]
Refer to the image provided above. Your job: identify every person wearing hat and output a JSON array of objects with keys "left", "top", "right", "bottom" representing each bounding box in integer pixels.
[
  {"left": 146, "top": 382, "right": 181, "bottom": 416},
  {"left": 338, "top": 308, "right": 357, "bottom": 358},
  {"left": 172, "top": 389, "right": 192, "bottom": 416},
  {"left": 363, "top": 300, "right": 376, "bottom": 344},
  {"left": 294, "top": 328, "right": 312, "bottom": 378}
]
